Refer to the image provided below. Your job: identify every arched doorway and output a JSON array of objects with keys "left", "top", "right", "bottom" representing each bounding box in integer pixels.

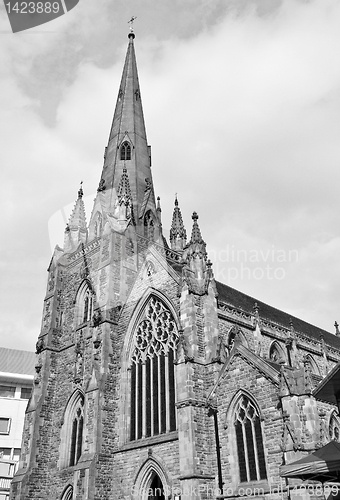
[{"left": 148, "top": 473, "right": 165, "bottom": 499}]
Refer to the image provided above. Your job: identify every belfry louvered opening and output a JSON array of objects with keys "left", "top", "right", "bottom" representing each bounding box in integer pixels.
[{"left": 129, "top": 296, "right": 178, "bottom": 441}]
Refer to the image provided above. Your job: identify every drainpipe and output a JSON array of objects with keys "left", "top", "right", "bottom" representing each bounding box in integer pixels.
[{"left": 208, "top": 406, "right": 223, "bottom": 494}]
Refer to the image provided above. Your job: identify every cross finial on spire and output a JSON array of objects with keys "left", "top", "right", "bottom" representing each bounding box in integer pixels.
[{"left": 128, "top": 16, "right": 137, "bottom": 37}]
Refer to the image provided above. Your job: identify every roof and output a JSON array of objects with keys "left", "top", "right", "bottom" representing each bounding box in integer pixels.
[
  {"left": 0, "top": 348, "right": 35, "bottom": 376},
  {"left": 313, "top": 361, "right": 340, "bottom": 404},
  {"left": 216, "top": 281, "right": 340, "bottom": 349},
  {"left": 280, "top": 440, "right": 340, "bottom": 482}
]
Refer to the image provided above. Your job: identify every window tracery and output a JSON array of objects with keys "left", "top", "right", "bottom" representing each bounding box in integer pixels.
[
  {"left": 130, "top": 297, "right": 178, "bottom": 441},
  {"left": 234, "top": 395, "right": 267, "bottom": 483}
]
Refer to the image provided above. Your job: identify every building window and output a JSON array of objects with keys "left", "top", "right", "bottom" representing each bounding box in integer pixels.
[
  {"left": 144, "top": 211, "right": 155, "bottom": 240},
  {"left": 120, "top": 141, "right": 131, "bottom": 160},
  {"left": 0, "top": 385, "right": 15, "bottom": 398},
  {"left": 20, "top": 387, "right": 32, "bottom": 400},
  {"left": 305, "top": 354, "right": 321, "bottom": 376},
  {"left": 59, "top": 391, "right": 85, "bottom": 469},
  {"left": 130, "top": 296, "right": 178, "bottom": 441},
  {"left": 0, "top": 448, "right": 11, "bottom": 460},
  {"left": 76, "top": 282, "right": 94, "bottom": 326},
  {"left": 269, "top": 342, "right": 286, "bottom": 365},
  {"left": 83, "top": 288, "right": 93, "bottom": 323},
  {"left": 0, "top": 418, "right": 11, "bottom": 435},
  {"left": 224, "top": 326, "right": 247, "bottom": 357},
  {"left": 69, "top": 400, "right": 84, "bottom": 466},
  {"left": 234, "top": 395, "right": 267, "bottom": 482},
  {"left": 61, "top": 485, "right": 73, "bottom": 500},
  {"left": 329, "top": 413, "right": 340, "bottom": 442}
]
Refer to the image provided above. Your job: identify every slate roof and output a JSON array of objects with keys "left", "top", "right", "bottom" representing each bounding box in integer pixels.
[
  {"left": 216, "top": 281, "right": 340, "bottom": 349},
  {"left": 0, "top": 348, "right": 35, "bottom": 376}
]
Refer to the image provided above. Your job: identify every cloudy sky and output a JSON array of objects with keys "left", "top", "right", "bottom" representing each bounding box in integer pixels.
[{"left": 1, "top": 0, "right": 340, "bottom": 352}]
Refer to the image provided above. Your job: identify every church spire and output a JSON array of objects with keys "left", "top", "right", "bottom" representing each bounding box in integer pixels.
[
  {"left": 182, "top": 212, "right": 212, "bottom": 295},
  {"left": 64, "top": 182, "right": 87, "bottom": 252},
  {"left": 170, "top": 196, "right": 187, "bottom": 251},
  {"left": 189, "top": 211, "right": 204, "bottom": 245},
  {"left": 97, "top": 31, "right": 156, "bottom": 235}
]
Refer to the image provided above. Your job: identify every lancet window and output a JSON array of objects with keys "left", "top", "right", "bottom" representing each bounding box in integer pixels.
[
  {"left": 269, "top": 342, "right": 286, "bottom": 365},
  {"left": 305, "top": 354, "right": 320, "bottom": 376},
  {"left": 59, "top": 391, "right": 84, "bottom": 469},
  {"left": 83, "top": 288, "right": 93, "bottom": 323},
  {"left": 234, "top": 395, "right": 267, "bottom": 482},
  {"left": 120, "top": 141, "right": 131, "bottom": 160},
  {"left": 76, "top": 283, "right": 93, "bottom": 325},
  {"left": 129, "top": 297, "right": 178, "bottom": 441},
  {"left": 61, "top": 485, "right": 73, "bottom": 500},
  {"left": 69, "top": 397, "right": 84, "bottom": 466}
]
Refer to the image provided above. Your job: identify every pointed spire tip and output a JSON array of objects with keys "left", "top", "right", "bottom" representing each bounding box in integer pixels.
[{"left": 78, "top": 181, "right": 83, "bottom": 199}]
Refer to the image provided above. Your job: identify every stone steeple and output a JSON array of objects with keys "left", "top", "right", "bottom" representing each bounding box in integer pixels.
[
  {"left": 170, "top": 196, "right": 187, "bottom": 251},
  {"left": 64, "top": 183, "right": 87, "bottom": 252},
  {"left": 94, "top": 31, "right": 156, "bottom": 237}
]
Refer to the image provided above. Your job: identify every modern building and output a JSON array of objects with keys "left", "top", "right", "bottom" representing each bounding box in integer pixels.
[
  {"left": 9, "top": 31, "right": 340, "bottom": 500},
  {"left": 0, "top": 348, "right": 35, "bottom": 500}
]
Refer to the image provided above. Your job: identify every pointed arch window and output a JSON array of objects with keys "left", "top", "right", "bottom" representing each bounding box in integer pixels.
[
  {"left": 129, "top": 296, "right": 178, "bottom": 441},
  {"left": 225, "top": 326, "right": 248, "bottom": 357},
  {"left": 59, "top": 392, "right": 84, "bottom": 469},
  {"left": 329, "top": 412, "right": 340, "bottom": 442},
  {"left": 120, "top": 141, "right": 131, "bottom": 160},
  {"left": 144, "top": 211, "right": 155, "bottom": 240},
  {"left": 69, "top": 399, "right": 84, "bottom": 466},
  {"left": 61, "top": 485, "right": 73, "bottom": 500},
  {"left": 269, "top": 342, "right": 287, "bottom": 365},
  {"left": 234, "top": 395, "right": 267, "bottom": 482},
  {"left": 76, "top": 283, "right": 93, "bottom": 325},
  {"left": 305, "top": 354, "right": 320, "bottom": 376}
]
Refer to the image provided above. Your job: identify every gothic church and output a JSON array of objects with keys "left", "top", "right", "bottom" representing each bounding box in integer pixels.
[{"left": 10, "top": 31, "right": 340, "bottom": 500}]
